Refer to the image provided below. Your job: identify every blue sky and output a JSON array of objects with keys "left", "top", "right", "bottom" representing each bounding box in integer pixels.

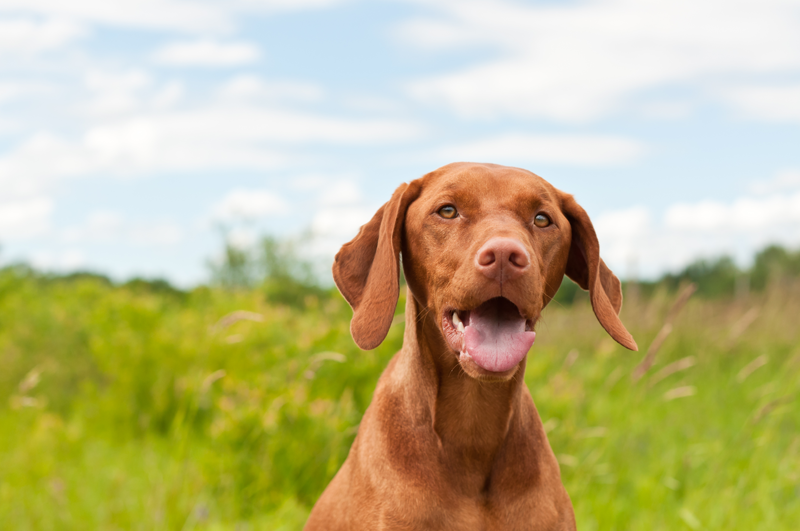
[{"left": 1, "top": 0, "right": 799, "bottom": 286}]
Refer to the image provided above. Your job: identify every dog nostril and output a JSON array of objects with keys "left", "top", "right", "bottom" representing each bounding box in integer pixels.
[
  {"left": 478, "top": 251, "right": 496, "bottom": 266},
  {"left": 509, "top": 252, "right": 528, "bottom": 268},
  {"left": 475, "top": 237, "right": 529, "bottom": 280}
]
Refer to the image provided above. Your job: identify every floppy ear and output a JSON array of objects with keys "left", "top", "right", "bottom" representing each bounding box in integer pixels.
[
  {"left": 332, "top": 182, "right": 421, "bottom": 350},
  {"left": 561, "top": 193, "right": 638, "bottom": 351}
]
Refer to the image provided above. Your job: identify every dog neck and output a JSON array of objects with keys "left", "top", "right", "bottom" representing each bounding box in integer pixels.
[{"left": 400, "top": 292, "right": 527, "bottom": 494}]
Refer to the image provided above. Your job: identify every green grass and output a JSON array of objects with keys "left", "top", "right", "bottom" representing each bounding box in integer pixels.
[{"left": 1, "top": 267, "right": 798, "bottom": 529}]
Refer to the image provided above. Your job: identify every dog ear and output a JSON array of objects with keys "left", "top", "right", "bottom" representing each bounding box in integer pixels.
[
  {"left": 560, "top": 193, "right": 638, "bottom": 351},
  {"left": 332, "top": 181, "right": 421, "bottom": 350}
]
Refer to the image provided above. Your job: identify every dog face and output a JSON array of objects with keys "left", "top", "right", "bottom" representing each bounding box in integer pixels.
[
  {"left": 333, "top": 162, "right": 637, "bottom": 381},
  {"left": 401, "top": 163, "right": 574, "bottom": 380}
]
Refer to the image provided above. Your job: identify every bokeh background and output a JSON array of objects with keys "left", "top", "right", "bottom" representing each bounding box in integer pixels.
[{"left": 1, "top": 1, "right": 799, "bottom": 529}]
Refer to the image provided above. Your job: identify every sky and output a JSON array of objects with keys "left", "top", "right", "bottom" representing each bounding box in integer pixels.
[{"left": 1, "top": 0, "right": 799, "bottom": 286}]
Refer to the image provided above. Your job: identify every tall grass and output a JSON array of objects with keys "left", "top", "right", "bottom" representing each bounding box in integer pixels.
[{"left": 0, "top": 265, "right": 798, "bottom": 530}]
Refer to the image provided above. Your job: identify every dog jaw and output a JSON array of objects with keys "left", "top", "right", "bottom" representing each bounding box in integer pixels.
[{"left": 441, "top": 297, "right": 537, "bottom": 381}]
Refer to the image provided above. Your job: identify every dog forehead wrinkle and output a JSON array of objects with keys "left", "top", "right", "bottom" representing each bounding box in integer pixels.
[
  {"left": 419, "top": 170, "right": 560, "bottom": 227},
  {"left": 427, "top": 194, "right": 539, "bottom": 232}
]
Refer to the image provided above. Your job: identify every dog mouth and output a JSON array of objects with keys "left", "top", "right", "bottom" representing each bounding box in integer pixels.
[{"left": 442, "top": 297, "right": 536, "bottom": 373}]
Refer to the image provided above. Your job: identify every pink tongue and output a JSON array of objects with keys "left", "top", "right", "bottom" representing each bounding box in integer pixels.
[{"left": 464, "top": 298, "right": 536, "bottom": 372}]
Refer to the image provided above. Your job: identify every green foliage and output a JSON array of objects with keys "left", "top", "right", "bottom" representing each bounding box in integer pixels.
[
  {"left": 122, "top": 277, "right": 188, "bottom": 301},
  {"left": 208, "top": 243, "right": 256, "bottom": 289},
  {"left": 0, "top": 264, "right": 404, "bottom": 529},
  {"left": 553, "top": 244, "right": 800, "bottom": 304},
  {"left": 655, "top": 244, "right": 800, "bottom": 298},
  {"left": 258, "top": 236, "right": 329, "bottom": 307},
  {"left": 659, "top": 256, "right": 741, "bottom": 297},
  {"left": 551, "top": 277, "right": 587, "bottom": 307},
  {"left": 209, "top": 235, "right": 328, "bottom": 307},
  {"left": 751, "top": 245, "right": 800, "bottom": 290},
  {"left": 1, "top": 245, "right": 799, "bottom": 529}
]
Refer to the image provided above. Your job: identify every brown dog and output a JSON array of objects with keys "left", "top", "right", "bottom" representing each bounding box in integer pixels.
[{"left": 305, "top": 163, "right": 637, "bottom": 530}]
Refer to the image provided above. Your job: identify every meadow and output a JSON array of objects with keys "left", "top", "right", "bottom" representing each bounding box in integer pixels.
[{"left": 0, "top": 259, "right": 798, "bottom": 530}]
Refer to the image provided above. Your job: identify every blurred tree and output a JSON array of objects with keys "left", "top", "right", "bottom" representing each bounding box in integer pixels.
[
  {"left": 551, "top": 277, "right": 587, "bottom": 306},
  {"left": 50, "top": 270, "right": 113, "bottom": 286},
  {"left": 122, "top": 277, "right": 187, "bottom": 300},
  {"left": 209, "top": 242, "right": 256, "bottom": 289},
  {"left": 259, "top": 235, "right": 328, "bottom": 306},
  {"left": 659, "top": 256, "right": 740, "bottom": 298},
  {"left": 750, "top": 244, "right": 800, "bottom": 290},
  {"left": 208, "top": 233, "right": 329, "bottom": 306}
]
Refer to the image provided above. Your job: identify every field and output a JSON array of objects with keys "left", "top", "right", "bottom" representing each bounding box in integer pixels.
[{"left": 1, "top": 265, "right": 798, "bottom": 530}]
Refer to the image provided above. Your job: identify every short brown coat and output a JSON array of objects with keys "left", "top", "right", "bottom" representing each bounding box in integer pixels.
[{"left": 306, "top": 163, "right": 636, "bottom": 530}]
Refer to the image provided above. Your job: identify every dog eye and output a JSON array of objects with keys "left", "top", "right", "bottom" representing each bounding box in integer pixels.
[
  {"left": 438, "top": 205, "right": 458, "bottom": 219},
  {"left": 533, "top": 213, "right": 551, "bottom": 227}
]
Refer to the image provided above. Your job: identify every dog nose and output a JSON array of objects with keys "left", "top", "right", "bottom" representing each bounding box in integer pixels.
[{"left": 475, "top": 237, "right": 530, "bottom": 281}]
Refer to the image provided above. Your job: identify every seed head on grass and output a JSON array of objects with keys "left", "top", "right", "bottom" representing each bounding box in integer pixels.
[
  {"left": 211, "top": 310, "right": 265, "bottom": 333},
  {"left": 663, "top": 386, "right": 696, "bottom": 401},
  {"left": 633, "top": 283, "right": 696, "bottom": 381},
  {"left": 728, "top": 307, "right": 760, "bottom": 346},
  {"left": 649, "top": 356, "right": 696, "bottom": 388},
  {"left": 736, "top": 355, "right": 769, "bottom": 383},
  {"left": 752, "top": 395, "right": 795, "bottom": 423}
]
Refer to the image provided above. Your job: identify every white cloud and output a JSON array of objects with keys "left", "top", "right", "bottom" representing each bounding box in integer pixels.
[
  {"left": 152, "top": 81, "right": 185, "bottom": 109},
  {"left": 80, "top": 68, "right": 184, "bottom": 116},
  {"left": 85, "top": 69, "right": 152, "bottom": 94},
  {"left": 81, "top": 106, "right": 420, "bottom": 159},
  {"left": 433, "top": 134, "right": 645, "bottom": 167},
  {"left": 207, "top": 179, "right": 375, "bottom": 274},
  {"left": 30, "top": 248, "right": 86, "bottom": 271},
  {"left": 402, "top": 0, "right": 800, "bottom": 122},
  {"left": 310, "top": 204, "right": 375, "bottom": 257},
  {"left": 594, "top": 204, "right": 650, "bottom": 247},
  {"left": 593, "top": 206, "right": 652, "bottom": 278},
  {"left": 594, "top": 186, "right": 800, "bottom": 278},
  {"left": 76, "top": 107, "right": 420, "bottom": 173},
  {"left": 226, "top": 226, "right": 258, "bottom": 249},
  {"left": 0, "top": 82, "right": 44, "bottom": 105},
  {"left": 0, "top": 0, "right": 349, "bottom": 35},
  {"left": 0, "top": 1, "right": 233, "bottom": 34},
  {"left": 310, "top": 200, "right": 371, "bottom": 230},
  {"left": 342, "top": 95, "right": 403, "bottom": 113},
  {"left": 638, "top": 101, "right": 694, "bottom": 121},
  {"left": 152, "top": 39, "right": 260, "bottom": 67},
  {"left": 61, "top": 211, "right": 124, "bottom": 243},
  {"left": 60, "top": 249, "right": 86, "bottom": 269},
  {"left": 0, "top": 196, "right": 53, "bottom": 240},
  {"left": 0, "top": 17, "right": 85, "bottom": 54},
  {"left": 664, "top": 194, "right": 800, "bottom": 233},
  {"left": 721, "top": 84, "right": 800, "bottom": 122},
  {"left": 235, "top": 0, "right": 346, "bottom": 10},
  {"left": 61, "top": 210, "right": 184, "bottom": 246},
  {"left": 212, "top": 188, "right": 288, "bottom": 221},
  {"left": 0, "top": 118, "right": 17, "bottom": 135},
  {"left": 0, "top": 107, "right": 422, "bottom": 198},
  {"left": 83, "top": 69, "right": 154, "bottom": 116},
  {"left": 128, "top": 223, "right": 183, "bottom": 246},
  {"left": 0, "top": 132, "right": 89, "bottom": 201},
  {"left": 749, "top": 169, "right": 800, "bottom": 195},
  {"left": 218, "top": 75, "right": 324, "bottom": 103},
  {"left": 317, "top": 179, "right": 362, "bottom": 206},
  {"left": 310, "top": 179, "right": 376, "bottom": 256},
  {"left": 0, "top": 83, "right": 19, "bottom": 103}
]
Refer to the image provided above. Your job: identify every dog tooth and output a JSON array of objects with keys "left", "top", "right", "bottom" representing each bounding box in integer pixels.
[{"left": 452, "top": 312, "right": 465, "bottom": 332}]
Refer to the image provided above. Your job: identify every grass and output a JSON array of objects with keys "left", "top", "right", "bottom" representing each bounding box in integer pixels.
[{"left": 0, "top": 266, "right": 798, "bottom": 530}]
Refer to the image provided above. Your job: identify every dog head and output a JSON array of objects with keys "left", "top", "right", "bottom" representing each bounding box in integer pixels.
[{"left": 333, "top": 163, "right": 637, "bottom": 381}]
